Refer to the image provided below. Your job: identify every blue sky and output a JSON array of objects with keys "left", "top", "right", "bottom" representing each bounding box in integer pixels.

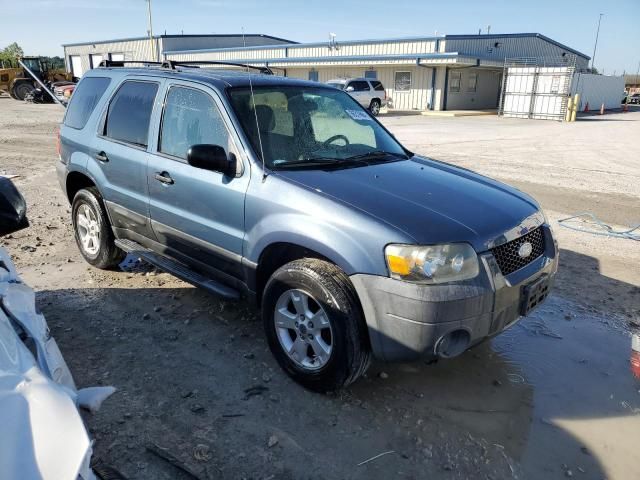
[{"left": 1, "top": 0, "right": 638, "bottom": 74}]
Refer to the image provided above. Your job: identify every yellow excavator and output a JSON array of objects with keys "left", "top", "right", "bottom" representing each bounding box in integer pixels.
[{"left": 0, "top": 56, "right": 74, "bottom": 101}]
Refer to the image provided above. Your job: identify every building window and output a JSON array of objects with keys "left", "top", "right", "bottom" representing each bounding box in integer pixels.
[
  {"left": 308, "top": 70, "right": 319, "bottom": 82},
  {"left": 365, "top": 70, "right": 377, "bottom": 79},
  {"left": 467, "top": 73, "right": 478, "bottom": 92},
  {"left": 550, "top": 75, "right": 561, "bottom": 94},
  {"left": 450, "top": 71, "right": 461, "bottom": 92},
  {"left": 395, "top": 71, "right": 411, "bottom": 92}
]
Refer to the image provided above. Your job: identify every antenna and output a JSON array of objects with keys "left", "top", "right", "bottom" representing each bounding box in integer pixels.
[{"left": 242, "top": 28, "right": 268, "bottom": 182}]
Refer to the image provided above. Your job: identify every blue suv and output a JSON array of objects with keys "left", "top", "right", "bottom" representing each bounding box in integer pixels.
[{"left": 57, "top": 61, "right": 558, "bottom": 391}]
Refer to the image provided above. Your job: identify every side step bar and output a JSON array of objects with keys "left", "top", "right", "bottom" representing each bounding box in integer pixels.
[{"left": 115, "top": 239, "right": 240, "bottom": 300}]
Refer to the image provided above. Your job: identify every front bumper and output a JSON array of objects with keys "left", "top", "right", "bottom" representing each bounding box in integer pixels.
[{"left": 350, "top": 225, "right": 558, "bottom": 362}]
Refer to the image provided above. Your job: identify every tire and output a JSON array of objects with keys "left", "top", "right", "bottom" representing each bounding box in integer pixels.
[
  {"left": 262, "top": 258, "right": 371, "bottom": 391},
  {"left": 369, "top": 99, "right": 381, "bottom": 116},
  {"left": 12, "top": 82, "right": 35, "bottom": 101},
  {"left": 71, "top": 187, "right": 125, "bottom": 269}
]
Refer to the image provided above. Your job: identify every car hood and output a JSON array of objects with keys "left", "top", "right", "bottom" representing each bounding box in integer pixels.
[{"left": 276, "top": 156, "right": 541, "bottom": 252}]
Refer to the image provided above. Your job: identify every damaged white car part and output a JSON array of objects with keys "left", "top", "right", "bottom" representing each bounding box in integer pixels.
[{"left": 0, "top": 177, "right": 115, "bottom": 480}]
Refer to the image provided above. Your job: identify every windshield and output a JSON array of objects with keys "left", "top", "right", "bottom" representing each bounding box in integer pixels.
[
  {"left": 228, "top": 86, "right": 408, "bottom": 169},
  {"left": 326, "top": 82, "right": 345, "bottom": 90}
]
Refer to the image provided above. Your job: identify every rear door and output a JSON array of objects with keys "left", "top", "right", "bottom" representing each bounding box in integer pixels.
[
  {"left": 346, "top": 80, "right": 371, "bottom": 107},
  {"left": 146, "top": 81, "right": 249, "bottom": 278},
  {"left": 90, "top": 77, "right": 163, "bottom": 241}
]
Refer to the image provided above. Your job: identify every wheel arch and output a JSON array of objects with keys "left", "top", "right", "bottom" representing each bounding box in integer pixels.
[
  {"left": 254, "top": 241, "right": 338, "bottom": 305},
  {"left": 65, "top": 170, "right": 98, "bottom": 204}
]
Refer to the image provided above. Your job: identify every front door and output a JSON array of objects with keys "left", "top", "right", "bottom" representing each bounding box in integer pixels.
[{"left": 146, "top": 82, "right": 249, "bottom": 278}]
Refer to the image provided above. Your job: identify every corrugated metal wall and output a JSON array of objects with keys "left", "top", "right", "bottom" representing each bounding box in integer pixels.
[
  {"left": 571, "top": 74, "right": 625, "bottom": 110},
  {"left": 445, "top": 68, "right": 502, "bottom": 110},
  {"left": 64, "top": 38, "right": 159, "bottom": 74},
  {"left": 166, "top": 38, "right": 438, "bottom": 62},
  {"left": 286, "top": 66, "right": 433, "bottom": 110}
]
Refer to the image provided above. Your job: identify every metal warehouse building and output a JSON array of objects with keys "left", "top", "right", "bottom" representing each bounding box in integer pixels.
[
  {"left": 62, "top": 32, "right": 591, "bottom": 112},
  {"left": 62, "top": 33, "right": 295, "bottom": 79},
  {"left": 162, "top": 33, "right": 590, "bottom": 112}
]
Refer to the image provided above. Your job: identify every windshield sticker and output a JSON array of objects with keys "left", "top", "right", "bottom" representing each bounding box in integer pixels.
[{"left": 345, "top": 109, "right": 371, "bottom": 121}]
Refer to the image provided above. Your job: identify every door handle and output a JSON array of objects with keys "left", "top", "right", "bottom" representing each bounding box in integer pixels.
[
  {"left": 154, "top": 171, "right": 174, "bottom": 185},
  {"left": 95, "top": 151, "right": 109, "bottom": 162}
]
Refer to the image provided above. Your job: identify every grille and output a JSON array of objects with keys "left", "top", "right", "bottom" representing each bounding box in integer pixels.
[{"left": 491, "top": 227, "right": 545, "bottom": 276}]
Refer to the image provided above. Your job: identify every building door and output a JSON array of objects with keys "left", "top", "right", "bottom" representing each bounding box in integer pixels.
[
  {"left": 90, "top": 54, "right": 103, "bottom": 69},
  {"left": 70, "top": 55, "right": 83, "bottom": 78}
]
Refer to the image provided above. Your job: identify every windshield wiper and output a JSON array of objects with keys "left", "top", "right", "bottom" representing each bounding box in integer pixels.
[
  {"left": 345, "top": 150, "right": 408, "bottom": 162},
  {"left": 271, "top": 158, "right": 345, "bottom": 170}
]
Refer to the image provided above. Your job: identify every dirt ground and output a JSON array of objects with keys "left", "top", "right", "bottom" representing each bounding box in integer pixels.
[{"left": 1, "top": 96, "right": 639, "bottom": 480}]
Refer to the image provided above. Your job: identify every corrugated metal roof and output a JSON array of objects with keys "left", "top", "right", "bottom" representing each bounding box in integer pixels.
[
  {"left": 62, "top": 33, "right": 296, "bottom": 48},
  {"left": 164, "top": 33, "right": 588, "bottom": 60},
  {"left": 444, "top": 33, "right": 589, "bottom": 60}
]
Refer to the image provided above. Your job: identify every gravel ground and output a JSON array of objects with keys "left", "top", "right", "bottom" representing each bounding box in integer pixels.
[{"left": 1, "top": 96, "right": 639, "bottom": 480}]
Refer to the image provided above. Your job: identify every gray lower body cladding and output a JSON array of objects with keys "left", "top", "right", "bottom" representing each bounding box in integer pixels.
[{"left": 351, "top": 228, "right": 558, "bottom": 362}]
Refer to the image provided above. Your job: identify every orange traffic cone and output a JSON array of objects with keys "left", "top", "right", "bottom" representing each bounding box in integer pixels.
[
  {"left": 600, "top": 103, "right": 605, "bottom": 115},
  {"left": 584, "top": 102, "right": 590, "bottom": 113}
]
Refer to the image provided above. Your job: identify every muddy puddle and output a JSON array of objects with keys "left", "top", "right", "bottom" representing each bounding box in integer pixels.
[{"left": 352, "top": 295, "right": 640, "bottom": 479}]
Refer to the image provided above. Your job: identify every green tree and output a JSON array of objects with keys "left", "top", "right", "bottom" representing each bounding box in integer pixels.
[{"left": 0, "top": 42, "right": 25, "bottom": 68}]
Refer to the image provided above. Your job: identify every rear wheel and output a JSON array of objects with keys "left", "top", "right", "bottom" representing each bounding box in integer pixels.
[
  {"left": 262, "top": 259, "right": 371, "bottom": 391},
  {"left": 11, "top": 81, "right": 35, "bottom": 101},
  {"left": 72, "top": 187, "right": 125, "bottom": 269},
  {"left": 369, "top": 99, "right": 381, "bottom": 116}
]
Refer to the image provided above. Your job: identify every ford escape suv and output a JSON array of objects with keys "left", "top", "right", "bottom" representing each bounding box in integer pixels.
[{"left": 57, "top": 61, "right": 557, "bottom": 391}]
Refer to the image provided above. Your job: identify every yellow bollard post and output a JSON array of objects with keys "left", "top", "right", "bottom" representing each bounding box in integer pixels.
[
  {"left": 571, "top": 93, "right": 580, "bottom": 122},
  {"left": 566, "top": 96, "right": 573, "bottom": 122}
]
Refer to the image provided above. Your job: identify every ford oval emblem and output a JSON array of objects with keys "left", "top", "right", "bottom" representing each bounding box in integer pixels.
[{"left": 518, "top": 242, "right": 533, "bottom": 258}]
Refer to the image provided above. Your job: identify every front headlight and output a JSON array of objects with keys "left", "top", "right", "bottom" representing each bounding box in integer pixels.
[{"left": 385, "top": 243, "right": 479, "bottom": 284}]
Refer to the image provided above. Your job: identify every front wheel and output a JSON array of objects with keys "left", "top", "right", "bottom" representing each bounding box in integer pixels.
[
  {"left": 262, "top": 259, "right": 371, "bottom": 391},
  {"left": 72, "top": 187, "right": 125, "bottom": 269},
  {"left": 12, "top": 82, "right": 35, "bottom": 101},
  {"left": 369, "top": 99, "right": 381, "bottom": 116}
]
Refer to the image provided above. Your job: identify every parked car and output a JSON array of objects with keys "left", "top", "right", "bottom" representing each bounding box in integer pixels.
[
  {"left": 0, "top": 176, "right": 117, "bottom": 480},
  {"left": 54, "top": 83, "right": 76, "bottom": 103},
  {"left": 628, "top": 93, "right": 640, "bottom": 105},
  {"left": 57, "top": 64, "right": 557, "bottom": 391},
  {"left": 326, "top": 77, "right": 387, "bottom": 115}
]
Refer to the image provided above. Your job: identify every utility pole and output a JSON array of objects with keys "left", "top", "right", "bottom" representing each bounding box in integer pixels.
[
  {"left": 146, "top": 0, "right": 156, "bottom": 61},
  {"left": 591, "top": 13, "right": 603, "bottom": 72}
]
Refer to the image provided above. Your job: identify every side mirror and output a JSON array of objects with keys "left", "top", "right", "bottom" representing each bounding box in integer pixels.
[
  {"left": 187, "top": 144, "right": 235, "bottom": 176},
  {"left": 345, "top": 85, "right": 355, "bottom": 92},
  {"left": 0, "top": 177, "right": 28, "bottom": 236}
]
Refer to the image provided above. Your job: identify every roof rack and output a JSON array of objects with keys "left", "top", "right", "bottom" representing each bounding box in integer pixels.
[
  {"left": 163, "top": 60, "right": 273, "bottom": 75},
  {"left": 98, "top": 60, "right": 165, "bottom": 68},
  {"left": 97, "top": 59, "right": 273, "bottom": 75}
]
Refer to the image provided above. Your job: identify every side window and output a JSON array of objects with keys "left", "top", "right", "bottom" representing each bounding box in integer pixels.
[
  {"left": 449, "top": 71, "right": 461, "bottom": 93},
  {"left": 394, "top": 72, "right": 412, "bottom": 91},
  {"left": 467, "top": 72, "right": 478, "bottom": 92},
  {"left": 160, "top": 86, "right": 231, "bottom": 159},
  {"left": 353, "top": 81, "right": 370, "bottom": 92},
  {"left": 371, "top": 81, "right": 385, "bottom": 91},
  {"left": 104, "top": 81, "right": 158, "bottom": 147},
  {"left": 64, "top": 77, "right": 111, "bottom": 130}
]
